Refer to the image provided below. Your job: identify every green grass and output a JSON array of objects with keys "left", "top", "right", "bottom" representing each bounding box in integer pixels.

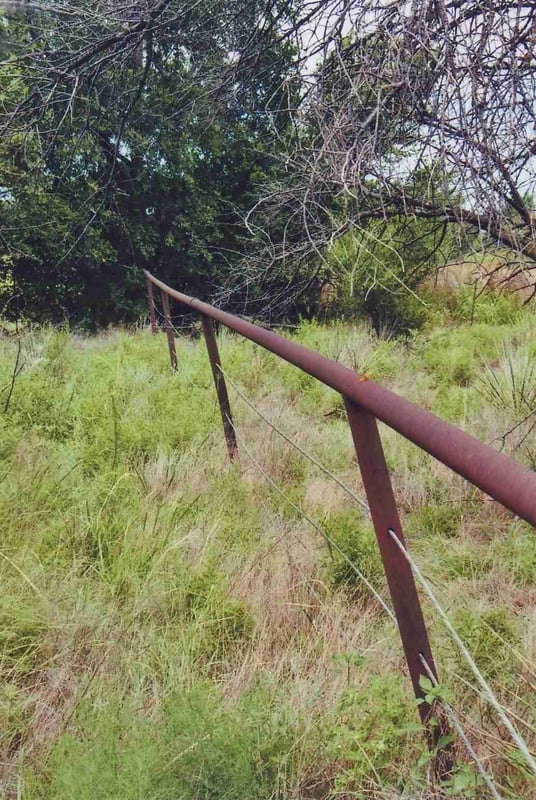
[{"left": 0, "top": 301, "right": 535, "bottom": 799}]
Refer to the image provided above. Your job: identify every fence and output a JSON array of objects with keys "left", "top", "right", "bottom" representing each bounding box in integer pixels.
[{"left": 144, "top": 269, "right": 536, "bottom": 783}]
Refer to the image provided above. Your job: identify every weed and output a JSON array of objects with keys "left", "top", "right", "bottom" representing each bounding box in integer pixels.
[{"left": 328, "top": 673, "right": 420, "bottom": 794}]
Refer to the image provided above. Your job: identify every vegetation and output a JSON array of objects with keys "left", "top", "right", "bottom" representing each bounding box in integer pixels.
[
  {"left": 3, "top": 3, "right": 536, "bottom": 324},
  {"left": 0, "top": 3, "right": 296, "bottom": 325},
  {"left": 1, "top": 2, "right": 536, "bottom": 797},
  {"left": 0, "top": 289, "right": 535, "bottom": 799}
]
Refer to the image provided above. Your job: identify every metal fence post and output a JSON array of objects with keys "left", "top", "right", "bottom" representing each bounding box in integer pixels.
[
  {"left": 200, "top": 315, "right": 238, "bottom": 462},
  {"left": 160, "top": 290, "right": 178, "bottom": 371},
  {"left": 146, "top": 277, "right": 157, "bottom": 334},
  {"left": 344, "top": 398, "right": 452, "bottom": 774}
]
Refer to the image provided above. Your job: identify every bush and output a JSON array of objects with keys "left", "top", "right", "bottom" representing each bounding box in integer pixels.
[
  {"left": 453, "top": 286, "right": 521, "bottom": 325},
  {"left": 325, "top": 222, "right": 441, "bottom": 337},
  {"left": 30, "top": 683, "right": 308, "bottom": 800}
]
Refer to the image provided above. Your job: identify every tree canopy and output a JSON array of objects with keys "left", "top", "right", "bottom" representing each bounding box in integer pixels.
[
  {"left": 1, "top": 0, "right": 297, "bottom": 324},
  {"left": 1, "top": 1, "right": 536, "bottom": 325}
]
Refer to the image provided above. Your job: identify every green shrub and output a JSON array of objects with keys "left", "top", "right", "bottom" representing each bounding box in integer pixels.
[
  {"left": 453, "top": 286, "right": 521, "bottom": 326},
  {"left": 477, "top": 346, "right": 536, "bottom": 417},
  {"left": 31, "top": 683, "right": 307, "bottom": 800},
  {"left": 423, "top": 344, "right": 477, "bottom": 387}
]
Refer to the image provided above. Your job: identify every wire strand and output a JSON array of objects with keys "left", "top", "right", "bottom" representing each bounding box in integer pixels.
[
  {"left": 228, "top": 420, "right": 396, "bottom": 622},
  {"left": 218, "top": 364, "right": 533, "bottom": 788},
  {"left": 218, "top": 366, "right": 371, "bottom": 515},
  {"left": 389, "top": 528, "right": 536, "bottom": 778},
  {"left": 419, "top": 654, "right": 504, "bottom": 800},
  {"left": 230, "top": 418, "right": 514, "bottom": 793}
]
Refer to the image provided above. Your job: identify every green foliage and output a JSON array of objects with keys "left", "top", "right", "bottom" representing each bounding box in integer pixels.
[
  {"left": 452, "top": 286, "right": 521, "bottom": 325},
  {"left": 322, "top": 173, "right": 460, "bottom": 336},
  {"left": 477, "top": 346, "right": 536, "bottom": 417},
  {"left": 407, "top": 503, "right": 463, "bottom": 539},
  {"left": 0, "top": 592, "right": 48, "bottom": 676},
  {"left": 440, "top": 541, "right": 492, "bottom": 581},
  {"left": 0, "top": 7, "right": 296, "bottom": 326},
  {"left": 442, "top": 763, "right": 487, "bottom": 798},
  {"left": 322, "top": 510, "right": 383, "bottom": 593},
  {"left": 0, "top": 313, "right": 535, "bottom": 797},
  {"left": 451, "top": 607, "right": 520, "bottom": 682},
  {"left": 29, "top": 683, "right": 305, "bottom": 800},
  {"left": 184, "top": 565, "right": 254, "bottom": 656},
  {"left": 328, "top": 673, "right": 419, "bottom": 792},
  {"left": 489, "top": 523, "right": 536, "bottom": 586},
  {"left": 423, "top": 340, "right": 477, "bottom": 387}
]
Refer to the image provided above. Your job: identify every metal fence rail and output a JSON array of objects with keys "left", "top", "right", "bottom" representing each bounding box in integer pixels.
[{"left": 143, "top": 268, "right": 536, "bottom": 778}]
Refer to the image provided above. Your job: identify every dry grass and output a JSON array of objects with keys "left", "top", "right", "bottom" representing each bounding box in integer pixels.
[{"left": 0, "top": 307, "right": 535, "bottom": 798}]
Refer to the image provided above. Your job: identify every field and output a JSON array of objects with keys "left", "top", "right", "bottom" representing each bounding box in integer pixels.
[{"left": 0, "top": 287, "right": 535, "bottom": 799}]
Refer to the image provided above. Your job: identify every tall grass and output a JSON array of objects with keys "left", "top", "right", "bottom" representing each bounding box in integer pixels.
[{"left": 0, "top": 306, "right": 535, "bottom": 799}]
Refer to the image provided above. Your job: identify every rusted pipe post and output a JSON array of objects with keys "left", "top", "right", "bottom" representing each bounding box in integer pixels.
[
  {"left": 160, "top": 290, "right": 178, "bottom": 371},
  {"left": 201, "top": 315, "right": 238, "bottom": 462},
  {"left": 146, "top": 276, "right": 157, "bottom": 334},
  {"left": 344, "top": 398, "right": 452, "bottom": 777}
]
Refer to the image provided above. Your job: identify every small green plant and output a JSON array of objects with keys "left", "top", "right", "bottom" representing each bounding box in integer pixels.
[
  {"left": 332, "top": 650, "right": 365, "bottom": 687},
  {"left": 328, "top": 673, "right": 419, "bottom": 793},
  {"left": 442, "top": 763, "right": 486, "bottom": 798},
  {"left": 452, "top": 607, "right": 520, "bottom": 682},
  {"left": 322, "top": 510, "right": 384, "bottom": 594},
  {"left": 477, "top": 346, "right": 536, "bottom": 417}
]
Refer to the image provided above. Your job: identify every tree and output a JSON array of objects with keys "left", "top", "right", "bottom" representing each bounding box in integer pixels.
[
  {"left": 3, "top": 2, "right": 536, "bottom": 322},
  {"left": 0, "top": 1, "right": 297, "bottom": 324},
  {"left": 242, "top": 1, "right": 536, "bottom": 302}
]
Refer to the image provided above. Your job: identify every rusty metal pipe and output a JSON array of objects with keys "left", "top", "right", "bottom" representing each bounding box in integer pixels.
[
  {"left": 144, "top": 270, "right": 536, "bottom": 528},
  {"left": 160, "top": 290, "right": 178, "bottom": 371},
  {"left": 201, "top": 315, "right": 238, "bottom": 462},
  {"left": 345, "top": 399, "right": 453, "bottom": 776},
  {"left": 146, "top": 276, "right": 157, "bottom": 334}
]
